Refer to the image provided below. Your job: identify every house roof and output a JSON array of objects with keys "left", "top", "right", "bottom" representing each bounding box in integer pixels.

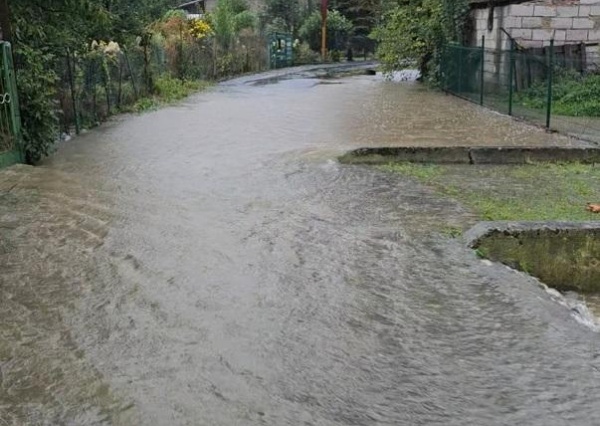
[
  {"left": 469, "top": 0, "right": 533, "bottom": 8},
  {"left": 176, "top": 0, "right": 204, "bottom": 9}
]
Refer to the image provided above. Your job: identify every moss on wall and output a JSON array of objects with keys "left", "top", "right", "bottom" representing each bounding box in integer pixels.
[{"left": 474, "top": 228, "right": 600, "bottom": 293}]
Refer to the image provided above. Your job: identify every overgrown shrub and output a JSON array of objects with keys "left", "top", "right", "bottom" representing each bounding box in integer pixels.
[
  {"left": 299, "top": 10, "right": 353, "bottom": 53},
  {"left": 372, "top": 0, "right": 470, "bottom": 83},
  {"left": 16, "top": 46, "right": 60, "bottom": 164},
  {"left": 154, "top": 75, "right": 209, "bottom": 102},
  {"left": 519, "top": 69, "right": 600, "bottom": 117},
  {"left": 293, "top": 41, "right": 319, "bottom": 65}
]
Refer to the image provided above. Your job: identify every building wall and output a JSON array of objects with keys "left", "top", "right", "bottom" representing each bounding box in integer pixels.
[
  {"left": 471, "top": 0, "right": 600, "bottom": 83},
  {"left": 473, "top": 0, "right": 600, "bottom": 61}
]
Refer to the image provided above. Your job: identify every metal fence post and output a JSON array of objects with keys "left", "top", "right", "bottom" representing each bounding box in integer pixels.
[
  {"left": 2, "top": 42, "right": 24, "bottom": 163},
  {"left": 546, "top": 39, "right": 554, "bottom": 130},
  {"left": 458, "top": 46, "right": 463, "bottom": 95},
  {"left": 123, "top": 50, "right": 138, "bottom": 99},
  {"left": 508, "top": 39, "right": 515, "bottom": 116},
  {"left": 480, "top": 36, "right": 485, "bottom": 105},
  {"left": 440, "top": 45, "right": 446, "bottom": 91},
  {"left": 66, "top": 48, "right": 81, "bottom": 135}
]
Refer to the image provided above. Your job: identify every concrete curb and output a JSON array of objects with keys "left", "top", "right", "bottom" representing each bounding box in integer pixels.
[
  {"left": 464, "top": 221, "right": 600, "bottom": 248},
  {"left": 343, "top": 146, "right": 600, "bottom": 164}
]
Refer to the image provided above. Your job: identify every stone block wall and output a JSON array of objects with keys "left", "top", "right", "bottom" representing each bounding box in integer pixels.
[
  {"left": 471, "top": 0, "right": 600, "bottom": 87},
  {"left": 472, "top": 0, "right": 600, "bottom": 66}
]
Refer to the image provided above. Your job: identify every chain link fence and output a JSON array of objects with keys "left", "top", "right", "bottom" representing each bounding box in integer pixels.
[
  {"left": 0, "top": 42, "right": 23, "bottom": 167},
  {"left": 442, "top": 39, "right": 600, "bottom": 145},
  {"left": 54, "top": 35, "right": 269, "bottom": 137}
]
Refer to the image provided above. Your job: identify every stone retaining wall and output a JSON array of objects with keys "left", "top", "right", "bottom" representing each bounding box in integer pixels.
[{"left": 465, "top": 221, "right": 600, "bottom": 293}]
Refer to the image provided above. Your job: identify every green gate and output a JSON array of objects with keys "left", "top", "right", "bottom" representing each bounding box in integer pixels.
[
  {"left": 0, "top": 42, "right": 24, "bottom": 168},
  {"left": 268, "top": 33, "right": 293, "bottom": 69}
]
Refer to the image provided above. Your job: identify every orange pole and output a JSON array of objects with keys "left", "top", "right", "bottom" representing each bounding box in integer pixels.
[
  {"left": 321, "top": 17, "right": 327, "bottom": 61},
  {"left": 321, "top": 0, "right": 328, "bottom": 61}
]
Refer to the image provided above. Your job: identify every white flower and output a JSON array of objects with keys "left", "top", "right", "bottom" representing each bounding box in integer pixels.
[{"left": 104, "top": 41, "right": 121, "bottom": 55}]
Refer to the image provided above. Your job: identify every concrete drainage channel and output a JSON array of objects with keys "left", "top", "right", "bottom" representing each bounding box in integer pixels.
[{"left": 341, "top": 145, "right": 600, "bottom": 321}]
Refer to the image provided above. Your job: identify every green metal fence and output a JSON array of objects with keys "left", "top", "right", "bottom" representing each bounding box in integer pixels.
[
  {"left": 52, "top": 35, "right": 271, "bottom": 137},
  {"left": 0, "top": 42, "right": 23, "bottom": 168},
  {"left": 442, "top": 39, "right": 600, "bottom": 145},
  {"left": 268, "top": 33, "right": 293, "bottom": 69}
]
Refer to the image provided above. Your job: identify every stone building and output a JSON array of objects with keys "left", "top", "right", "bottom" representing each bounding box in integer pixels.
[{"left": 470, "top": 0, "right": 600, "bottom": 64}]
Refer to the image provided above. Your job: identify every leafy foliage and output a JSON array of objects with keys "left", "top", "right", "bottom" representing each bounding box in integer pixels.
[
  {"left": 519, "top": 70, "right": 600, "bottom": 117},
  {"left": 261, "top": 0, "right": 302, "bottom": 33},
  {"left": 299, "top": 10, "right": 354, "bottom": 52},
  {"left": 293, "top": 41, "right": 319, "bottom": 65},
  {"left": 5, "top": 0, "right": 176, "bottom": 163},
  {"left": 15, "top": 46, "right": 60, "bottom": 163},
  {"left": 210, "top": 0, "right": 257, "bottom": 48},
  {"left": 372, "top": 0, "right": 469, "bottom": 82}
]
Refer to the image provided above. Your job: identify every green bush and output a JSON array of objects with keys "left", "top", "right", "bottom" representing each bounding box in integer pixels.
[
  {"left": 16, "top": 46, "right": 60, "bottom": 164},
  {"left": 292, "top": 41, "right": 319, "bottom": 65},
  {"left": 519, "top": 69, "right": 600, "bottom": 117},
  {"left": 131, "top": 76, "right": 210, "bottom": 112},
  {"left": 299, "top": 10, "right": 353, "bottom": 53}
]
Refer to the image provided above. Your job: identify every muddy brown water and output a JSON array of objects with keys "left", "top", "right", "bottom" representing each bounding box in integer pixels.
[{"left": 1, "top": 66, "right": 599, "bottom": 425}]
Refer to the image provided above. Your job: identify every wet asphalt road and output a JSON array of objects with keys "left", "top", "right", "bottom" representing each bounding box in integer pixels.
[{"left": 1, "top": 66, "right": 599, "bottom": 425}]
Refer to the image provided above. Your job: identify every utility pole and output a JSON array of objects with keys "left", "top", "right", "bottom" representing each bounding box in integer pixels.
[{"left": 321, "top": 0, "right": 328, "bottom": 60}]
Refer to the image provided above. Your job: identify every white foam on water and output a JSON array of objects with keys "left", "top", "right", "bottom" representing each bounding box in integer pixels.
[
  {"left": 541, "top": 284, "right": 600, "bottom": 332},
  {"left": 378, "top": 69, "right": 421, "bottom": 82}
]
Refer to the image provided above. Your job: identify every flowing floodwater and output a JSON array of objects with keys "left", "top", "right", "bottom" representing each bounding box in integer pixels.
[{"left": 1, "top": 66, "right": 599, "bottom": 425}]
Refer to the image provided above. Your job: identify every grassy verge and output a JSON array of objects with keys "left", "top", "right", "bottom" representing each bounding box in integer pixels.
[
  {"left": 126, "top": 76, "right": 213, "bottom": 113},
  {"left": 379, "top": 162, "right": 600, "bottom": 222}
]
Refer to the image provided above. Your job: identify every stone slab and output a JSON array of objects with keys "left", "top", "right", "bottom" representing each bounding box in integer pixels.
[{"left": 341, "top": 146, "right": 600, "bottom": 165}]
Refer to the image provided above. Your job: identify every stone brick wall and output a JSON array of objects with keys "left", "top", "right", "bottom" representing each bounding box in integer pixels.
[
  {"left": 472, "top": 0, "right": 600, "bottom": 65},
  {"left": 472, "top": 0, "right": 600, "bottom": 74}
]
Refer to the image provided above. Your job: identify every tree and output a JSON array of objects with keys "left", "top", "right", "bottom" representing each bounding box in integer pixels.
[
  {"left": 371, "top": 0, "right": 469, "bottom": 81},
  {"left": 299, "top": 9, "right": 353, "bottom": 52},
  {"left": 335, "top": 0, "right": 380, "bottom": 33},
  {"left": 261, "top": 0, "right": 302, "bottom": 33},
  {"left": 7, "top": 0, "right": 176, "bottom": 163},
  {"left": 211, "top": 0, "right": 257, "bottom": 48},
  {"left": 334, "top": 0, "right": 383, "bottom": 55}
]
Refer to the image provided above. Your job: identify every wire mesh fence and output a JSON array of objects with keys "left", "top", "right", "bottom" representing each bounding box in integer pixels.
[
  {"left": 54, "top": 35, "right": 269, "bottom": 137},
  {"left": 0, "top": 42, "right": 23, "bottom": 166},
  {"left": 442, "top": 39, "right": 600, "bottom": 145}
]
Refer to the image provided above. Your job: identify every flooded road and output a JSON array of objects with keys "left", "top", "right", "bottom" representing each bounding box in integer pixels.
[{"left": 1, "top": 67, "right": 599, "bottom": 425}]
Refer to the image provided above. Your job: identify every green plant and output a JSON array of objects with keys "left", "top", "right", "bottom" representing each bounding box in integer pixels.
[
  {"left": 261, "top": 0, "right": 301, "bottom": 33},
  {"left": 441, "top": 226, "right": 463, "bottom": 238},
  {"left": 210, "top": 0, "right": 257, "bottom": 49},
  {"left": 379, "top": 162, "right": 442, "bottom": 181},
  {"left": 132, "top": 97, "right": 159, "bottom": 112},
  {"left": 130, "top": 76, "right": 210, "bottom": 112},
  {"left": 474, "top": 248, "right": 487, "bottom": 259},
  {"left": 379, "top": 161, "right": 600, "bottom": 222},
  {"left": 154, "top": 76, "right": 209, "bottom": 101},
  {"left": 518, "top": 69, "right": 600, "bottom": 117},
  {"left": 299, "top": 10, "right": 354, "bottom": 53},
  {"left": 371, "top": 0, "right": 469, "bottom": 82},
  {"left": 16, "top": 46, "right": 60, "bottom": 164},
  {"left": 293, "top": 41, "right": 319, "bottom": 65}
]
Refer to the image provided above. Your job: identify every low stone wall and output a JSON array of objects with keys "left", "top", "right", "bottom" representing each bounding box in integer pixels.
[
  {"left": 465, "top": 221, "right": 600, "bottom": 293},
  {"left": 340, "top": 146, "right": 600, "bottom": 165}
]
